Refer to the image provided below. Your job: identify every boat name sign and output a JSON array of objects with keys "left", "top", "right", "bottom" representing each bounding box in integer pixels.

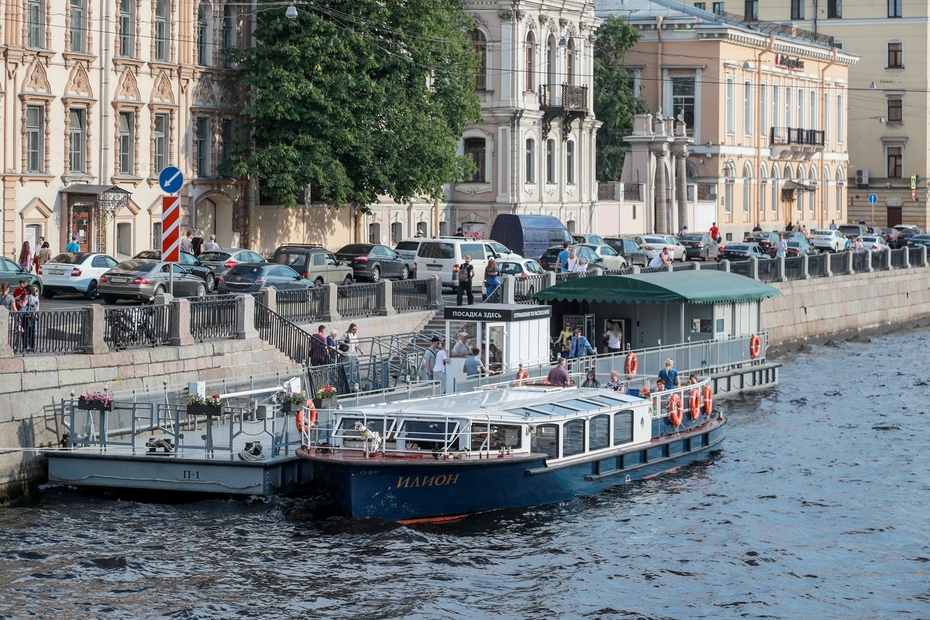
[{"left": 397, "top": 474, "right": 461, "bottom": 488}]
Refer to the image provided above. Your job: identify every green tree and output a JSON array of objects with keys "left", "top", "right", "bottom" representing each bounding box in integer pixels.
[
  {"left": 227, "top": 0, "right": 482, "bottom": 209},
  {"left": 594, "top": 15, "right": 649, "bottom": 181}
]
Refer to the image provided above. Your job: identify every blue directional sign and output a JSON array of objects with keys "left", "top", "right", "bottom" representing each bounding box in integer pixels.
[
  {"left": 867, "top": 193, "right": 878, "bottom": 205},
  {"left": 158, "top": 166, "right": 184, "bottom": 194}
]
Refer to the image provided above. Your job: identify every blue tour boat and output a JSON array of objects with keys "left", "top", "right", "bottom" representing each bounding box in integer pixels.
[{"left": 297, "top": 379, "right": 725, "bottom": 522}]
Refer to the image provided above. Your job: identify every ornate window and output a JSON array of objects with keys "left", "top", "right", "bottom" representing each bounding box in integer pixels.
[
  {"left": 463, "top": 138, "right": 486, "bottom": 183},
  {"left": 26, "top": 0, "right": 45, "bottom": 48},
  {"left": 195, "top": 117, "right": 211, "bottom": 177},
  {"left": 470, "top": 30, "right": 487, "bottom": 91},
  {"left": 153, "top": 113, "right": 169, "bottom": 173},
  {"left": 222, "top": 119, "right": 235, "bottom": 163},
  {"left": 26, "top": 106, "right": 44, "bottom": 173},
  {"left": 546, "top": 140, "right": 555, "bottom": 184},
  {"left": 154, "top": 0, "right": 170, "bottom": 62},
  {"left": 742, "top": 163, "right": 752, "bottom": 217},
  {"left": 526, "top": 138, "right": 536, "bottom": 184},
  {"left": 566, "top": 141, "right": 575, "bottom": 184},
  {"left": 118, "top": 111, "right": 135, "bottom": 174},
  {"left": 566, "top": 39, "right": 574, "bottom": 86},
  {"left": 118, "top": 0, "right": 135, "bottom": 58},
  {"left": 525, "top": 32, "right": 535, "bottom": 92},
  {"left": 197, "top": 1, "right": 212, "bottom": 66},
  {"left": 70, "top": 0, "right": 87, "bottom": 53},
  {"left": 222, "top": 4, "right": 237, "bottom": 67},
  {"left": 69, "top": 109, "right": 87, "bottom": 173}
]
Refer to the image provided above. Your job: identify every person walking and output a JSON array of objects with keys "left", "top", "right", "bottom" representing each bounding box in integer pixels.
[
  {"left": 557, "top": 243, "right": 570, "bottom": 273},
  {"left": 341, "top": 323, "right": 364, "bottom": 387},
  {"left": 658, "top": 358, "right": 680, "bottom": 391},
  {"left": 310, "top": 325, "right": 329, "bottom": 366},
  {"left": 17, "top": 242, "right": 32, "bottom": 273},
  {"left": 0, "top": 283, "right": 13, "bottom": 311},
  {"left": 565, "top": 248, "right": 578, "bottom": 273},
  {"left": 181, "top": 230, "right": 194, "bottom": 254},
  {"left": 569, "top": 329, "right": 596, "bottom": 359},
  {"left": 709, "top": 222, "right": 720, "bottom": 244},
  {"left": 484, "top": 259, "right": 501, "bottom": 303},
  {"left": 204, "top": 234, "right": 220, "bottom": 251},
  {"left": 774, "top": 234, "right": 788, "bottom": 258},
  {"left": 326, "top": 329, "right": 340, "bottom": 365},
  {"left": 456, "top": 255, "right": 475, "bottom": 306},
  {"left": 422, "top": 336, "right": 440, "bottom": 381},
  {"left": 191, "top": 231, "right": 205, "bottom": 257},
  {"left": 432, "top": 341, "right": 449, "bottom": 392},
  {"left": 829, "top": 220, "right": 838, "bottom": 230},
  {"left": 603, "top": 320, "right": 623, "bottom": 354},
  {"left": 36, "top": 241, "right": 51, "bottom": 272},
  {"left": 546, "top": 357, "right": 572, "bottom": 386},
  {"left": 66, "top": 235, "right": 81, "bottom": 253}
]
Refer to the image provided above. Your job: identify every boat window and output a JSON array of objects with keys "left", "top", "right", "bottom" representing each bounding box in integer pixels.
[
  {"left": 338, "top": 417, "right": 396, "bottom": 438},
  {"left": 526, "top": 402, "right": 579, "bottom": 415},
  {"left": 563, "top": 420, "right": 584, "bottom": 457},
  {"left": 562, "top": 399, "right": 603, "bottom": 411},
  {"left": 532, "top": 424, "right": 559, "bottom": 459},
  {"left": 469, "top": 423, "right": 523, "bottom": 451},
  {"left": 589, "top": 415, "right": 609, "bottom": 451},
  {"left": 583, "top": 394, "right": 627, "bottom": 407},
  {"left": 613, "top": 411, "right": 634, "bottom": 445},
  {"left": 399, "top": 420, "right": 460, "bottom": 443}
]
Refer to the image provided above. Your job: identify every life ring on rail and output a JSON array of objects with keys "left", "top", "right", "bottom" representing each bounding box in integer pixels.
[
  {"left": 513, "top": 368, "right": 530, "bottom": 387},
  {"left": 625, "top": 351, "right": 638, "bottom": 377},
  {"left": 749, "top": 334, "right": 761, "bottom": 359},
  {"left": 703, "top": 384, "right": 713, "bottom": 416},
  {"left": 295, "top": 402, "right": 316, "bottom": 433},
  {"left": 689, "top": 388, "right": 701, "bottom": 421},
  {"left": 668, "top": 394, "right": 683, "bottom": 426}
]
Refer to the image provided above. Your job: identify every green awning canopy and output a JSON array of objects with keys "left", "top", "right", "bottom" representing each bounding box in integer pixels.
[{"left": 533, "top": 271, "right": 781, "bottom": 305}]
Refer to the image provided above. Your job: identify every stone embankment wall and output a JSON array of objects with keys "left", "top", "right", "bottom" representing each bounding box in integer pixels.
[
  {"left": 0, "top": 338, "right": 301, "bottom": 500},
  {"left": 763, "top": 267, "right": 930, "bottom": 344}
]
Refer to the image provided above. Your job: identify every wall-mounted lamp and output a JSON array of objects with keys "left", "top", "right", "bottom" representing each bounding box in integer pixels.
[
  {"left": 869, "top": 82, "right": 876, "bottom": 89},
  {"left": 285, "top": 4, "right": 298, "bottom": 18}
]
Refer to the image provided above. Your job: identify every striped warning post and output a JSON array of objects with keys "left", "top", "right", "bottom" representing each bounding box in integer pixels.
[{"left": 161, "top": 196, "right": 181, "bottom": 262}]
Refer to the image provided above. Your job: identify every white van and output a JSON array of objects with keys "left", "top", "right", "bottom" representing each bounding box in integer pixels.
[{"left": 414, "top": 238, "right": 501, "bottom": 290}]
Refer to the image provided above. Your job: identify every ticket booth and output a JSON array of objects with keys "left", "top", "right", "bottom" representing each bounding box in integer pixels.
[{"left": 442, "top": 304, "right": 551, "bottom": 392}]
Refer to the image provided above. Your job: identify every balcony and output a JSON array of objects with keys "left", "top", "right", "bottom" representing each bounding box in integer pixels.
[
  {"left": 769, "top": 127, "right": 825, "bottom": 159},
  {"left": 539, "top": 84, "right": 589, "bottom": 140}
]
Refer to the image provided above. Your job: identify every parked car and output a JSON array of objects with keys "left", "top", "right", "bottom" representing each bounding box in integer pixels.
[
  {"left": 217, "top": 263, "right": 314, "bottom": 294},
  {"left": 896, "top": 227, "right": 921, "bottom": 245},
  {"left": 482, "top": 258, "right": 546, "bottom": 298},
  {"left": 678, "top": 234, "right": 719, "bottom": 261},
  {"left": 0, "top": 257, "right": 43, "bottom": 297},
  {"left": 270, "top": 245, "right": 353, "bottom": 286},
  {"left": 879, "top": 228, "right": 904, "bottom": 249},
  {"left": 486, "top": 241, "right": 522, "bottom": 260},
  {"left": 414, "top": 238, "right": 500, "bottom": 290},
  {"left": 894, "top": 224, "right": 921, "bottom": 233},
  {"left": 809, "top": 229, "right": 847, "bottom": 253},
  {"left": 537, "top": 245, "right": 607, "bottom": 272},
  {"left": 394, "top": 238, "right": 424, "bottom": 261},
  {"left": 133, "top": 250, "right": 217, "bottom": 292},
  {"left": 604, "top": 237, "right": 648, "bottom": 267},
  {"left": 632, "top": 235, "right": 686, "bottom": 262},
  {"left": 572, "top": 234, "right": 605, "bottom": 245},
  {"left": 906, "top": 234, "right": 930, "bottom": 248},
  {"left": 786, "top": 239, "right": 818, "bottom": 257},
  {"left": 575, "top": 243, "right": 626, "bottom": 269},
  {"left": 859, "top": 235, "right": 889, "bottom": 251},
  {"left": 784, "top": 231, "right": 808, "bottom": 242},
  {"left": 39, "top": 252, "right": 116, "bottom": 299},
  {"left": 99, "top": 260, "right": 207, "bottom": 303},
  {"left": 838, "top": 224, "right": 868, "bottom": 239},
  {"left": 199, "top": 248, "right": 267, "bottom": 280},
  {"left": 744, "top": 231, "right": 779, "bottom": 256},
  {"left": 334, "top": 243, "right": 412, "bottom": 282},
  {"left": 489, "top": 214, "right": 573, "bottom": 260},
  {"left": 717, "top": 243, "right": 771, "bottom": 261}
]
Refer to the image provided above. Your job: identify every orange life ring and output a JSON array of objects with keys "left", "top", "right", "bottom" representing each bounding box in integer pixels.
[
  {"left": 625, "top": 352, "right": 638, "bottom": 377},
  {"left": 750, "top": 334, "right": 761, "bottom": 359},
  {"left": 689, "top": 388, "right": 701, "bottom": 421},
  {"left": 295, "top": 402, "right": 317, "bottom": 433},
  {"left": 668, "top": 394, "right": 683, "bottom": 426},
  {"left": 513, "top": 368, "right": 530, "bottom": 387},
  {"left": 703, "top": 384, "right": 713, "bottom": 416}
]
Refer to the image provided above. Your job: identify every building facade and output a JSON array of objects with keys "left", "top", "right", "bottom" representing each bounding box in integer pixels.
[
  {"left": 756, "top": 0, "right": 930, "bottom": 228},
  {"left": 602, "top": 0, "right": 856, "bottom": 241}
]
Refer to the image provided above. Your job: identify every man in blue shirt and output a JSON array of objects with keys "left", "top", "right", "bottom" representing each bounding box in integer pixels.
[
  {"left": 464, "top": 348, "right": 495, "bottom": 378},
  {"left": 65, "top": 235, "right": 80, "bottom": 253},
  {"left": 569, "top": 330, "right": 596, "bottom": 358},
  {"left": 556, "top": 243, "right": 570, "bottom": 273}
]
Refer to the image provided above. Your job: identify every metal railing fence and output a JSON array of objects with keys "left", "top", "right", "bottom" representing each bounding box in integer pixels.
[
  {"left": 807, "top": 253, "right": 827, "bottom": 277},
  {"left": 275, "top": 288, "right": 325, "bottom": 323},
  {"left": 392, "top": 280, "right": 430, "bottom": 312},
  {"left": 829, "top": 252, "right": 848, "bottom": 274},
  {"left": 190, "top": 295, "right": 238, "bottom": 340},
  {"left": 515, "top": 274, "right": 548, "bottom": 304},
  {"left": 9, "top": 309, "right": 86, "bottom": 354},
  {"left": 104, "top": 305, "right": 171, "bottom": 349},
  {"left": 337, "top": 283, "right": 384, "bottom": 318}
]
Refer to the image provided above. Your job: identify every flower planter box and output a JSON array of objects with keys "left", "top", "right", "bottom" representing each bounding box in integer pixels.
[
  {"left": 282, "top": 402, "right": 306, "bottom": 413},
  {"left": 312, "top": 398, "right": 336, "bottom": 409},
  {"left": 78, "top": 400, "right": 111, "bottom": 412},
  {"left": 187, "top": 405, "right": 223, "bottom": 416}
]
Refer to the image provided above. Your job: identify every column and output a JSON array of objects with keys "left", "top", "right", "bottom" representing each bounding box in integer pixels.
[
  {"left": 675, "top": 153, "right": 688, "bottom": 233},
  {"left": 654, "top": 150, "right": 668, "bottom": 234}
]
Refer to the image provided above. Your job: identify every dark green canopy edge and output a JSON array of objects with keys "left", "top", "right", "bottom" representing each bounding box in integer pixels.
[{"left": 533, "top": 271, "right": 781, "bottom": 305}]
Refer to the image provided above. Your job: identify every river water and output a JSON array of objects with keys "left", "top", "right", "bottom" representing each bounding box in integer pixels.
[{"left": 2, "top": 328, "right": 929, "bottom": 619}]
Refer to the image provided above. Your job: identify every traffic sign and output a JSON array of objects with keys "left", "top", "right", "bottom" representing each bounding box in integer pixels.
[
  {"left": 161, "top": 196, "right": 181, "bottom": 262},
  {"left": 867, "top": 193, "right": 877, "bottom": 205},
  {"left": 158, "top": 166, "right": 184, "bottom": 194}
]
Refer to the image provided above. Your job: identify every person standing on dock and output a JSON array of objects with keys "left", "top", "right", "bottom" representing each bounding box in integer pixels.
[
  {"left": 658, "top": 358, "right": 680, "bottom": 391},
  {"left": 422, "top": 337, "right": 440, "bottom": 381},
  {"left": 341, "top": 323, "right": 364, "bottom": 388},
  {"left": 464, "top": 347, "right": 495, "bottom": 378},
  {"left": 311, "top": 325, "right": 329, "bottom": 366},
  {"left": 432, "top": 341, "right": 449, "bottom": 392}
]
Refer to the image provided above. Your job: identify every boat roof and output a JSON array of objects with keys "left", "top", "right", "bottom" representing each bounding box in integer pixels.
[{"left": 342, "top": 387, "right": 645, "bottom": 423}]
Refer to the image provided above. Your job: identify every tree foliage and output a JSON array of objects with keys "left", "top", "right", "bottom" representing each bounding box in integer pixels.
[
  {"left": 227, "top": 0, "right": 483, "bottom": 208},
  {"left": 594, "top": 15, "right": 649, "bottom": 182}
]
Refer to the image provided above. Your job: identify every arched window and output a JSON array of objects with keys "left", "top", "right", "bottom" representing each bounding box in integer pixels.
[
  {"left": 525, "top": 32, "right": 535, "bottom": 92},
  {"left": 724, "top": 161, "right": 736, "bottom": 217},
  {"left": 470, "top": 30, "right": 487, "bottom": 91},
  {"left": 566, "top": 140, "right": 575, "bottom": 184},
  {"left": 796, "top": 166, "right": 806, "bottom": 215},
  {"left": 154, "top": 0, "right": 170, "bottom": 61},
  {"left": 759, "top": 163, "right": 768, "bottom": 218},
  {"left": 546, "top": 140, "right": 555, "bottom": 184},
  {"left": 463, "top": 138, "right": 486, "bottom": 183},
  {"left": 835, "top": 167, "right": 844, "bottom": 216},
  {"left": 771, "top": 164, "right": 779, "bottom": 218},
  {"left": 525, "top": 138, "right": 536, "bottom": 184},
  {"left": 368, "top": 222, "right": 381, "bottom": 244},
  {"left": 566, "top": 39, "right": 575, "bottom": 86},
  {"left": 197, "top": 1, "right": 211, "bottom": 66},
  {"left": 742, "top": 163, "right": 753, "bottom": 218},
  {"left": 547, "top": 34, "right": 557, "bottom": 97},
  {"left": 809, "top": 165, "right": 818, "bottom": 218}
]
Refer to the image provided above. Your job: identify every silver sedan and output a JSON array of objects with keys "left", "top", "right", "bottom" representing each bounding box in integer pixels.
[
  {"left": 634, "top": 235, "right": 688, "bottom": 262},
  {"left": 99, "top": 260, "right": 207, "bottom": 304}
]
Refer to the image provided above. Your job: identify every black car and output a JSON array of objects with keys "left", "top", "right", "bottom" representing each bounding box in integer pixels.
[
  {"left": 718, "top": 243, "right": 771, "bottom": 261},
  {"left": 880, "top": 228, "right": 905, "bottom": 249},
  {"left": 537, "top": 245, "right": 606, "bottom": 272},
  {"left": 743, "top": 232, "right": 779, "bottom": 256},
  {"left": 133, "top": 250, "right": 217, "bottom": 292},
  {"left": 678, "top": 234, "right": 719, "bottom": 261},
  {"left": 906, "top": 234, "right": 930, "bottom": 248},
  {"left": 604, "top": 237, "right": 648, "bottom": 267},
  {"left": 897, "top": 228, "right": 921, "bottom": 246},
  {"left": 334, "top": 244, "right": 412, "bottom": 282},
  {"left": 786, "top": 239, "right": 817, "bottom": 257},
  {"left": 217, "top": 263, "right": 314, "bottom": 294}
]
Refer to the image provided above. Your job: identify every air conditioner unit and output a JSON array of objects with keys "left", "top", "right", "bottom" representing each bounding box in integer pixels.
[{"left": 855, "top": 169, "right": 870, "bottom": 186}]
